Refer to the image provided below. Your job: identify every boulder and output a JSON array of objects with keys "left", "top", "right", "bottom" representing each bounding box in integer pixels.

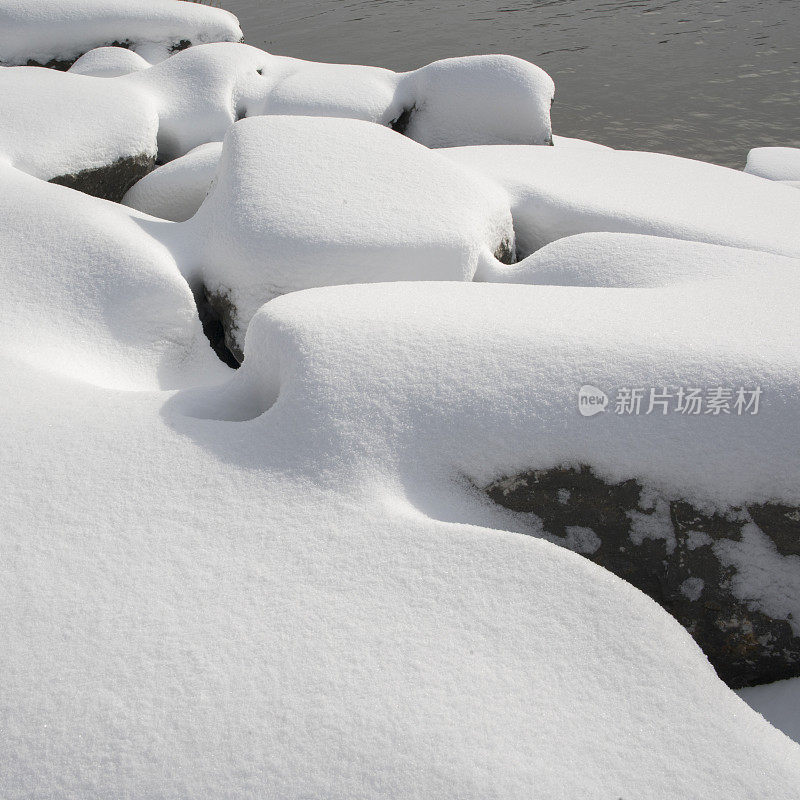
[
  {"left": 0, "top": 0, "right": 242, "bottom": 68},
  {"left": 0, "top": 66, "right": 159, "bottom": 200},
  {"left": 184, "top": 116, "right": 515, "bottom": 357},
  {"left": 485, "top": 466, "right": 800, "bottom": 688}
]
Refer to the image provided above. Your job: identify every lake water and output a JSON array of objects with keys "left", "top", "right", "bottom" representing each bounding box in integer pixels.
[{"left": 214, "top": 0, "right": 799, "bottom": 167}]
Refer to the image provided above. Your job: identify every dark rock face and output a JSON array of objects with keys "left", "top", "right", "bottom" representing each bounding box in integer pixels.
[
  {"left": 493, "top": 237, "right": 516, "bottom": 265},
  {"left": 389, "top": 105, "right": 415, "bottom": 136},
  {"left": 484, "top": 465, "right": 800, "bottom": 688},
  {"left": 49, "top": 153, "right": 156, "bottom": 203},
  {"left": 194, "top": 284, "right": 242, "bottom": 368},
  {"left": 22, "top": 40, "right": 134, "bottom": 71},
  {"left": 17, "top": 37, "right": 198, "bottom": 71}
]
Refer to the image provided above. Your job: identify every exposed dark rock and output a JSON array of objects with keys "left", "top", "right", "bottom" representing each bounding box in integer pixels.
[
  {"left": 494, "top": 237, "right": 516, "bottom": 265},
  {"left": 194, "top": 284, "right": 242, "bottom": 368},
  {"left": 25, "top": 56, "right": 77, "bottom": 71},
  {"left": 484, "top": 465, "right": 800, "bottom": 688},
  {"left": 389, "top": 106, "right": 416, "bottom": 136},
  {"left": 22, "top": 40, "right": 133, "bottom": 71},
  {"left": 748, "top": 503, "right": 800, "bottom": 557},
  {"left": 49, "top": 152, "right": 156, "bottom": 202}
]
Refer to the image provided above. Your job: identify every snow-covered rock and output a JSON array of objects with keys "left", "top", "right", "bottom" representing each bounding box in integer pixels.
[
  {"left": 0, "top": 66, "right": 158, "bottom": 199},
  {"left": 0, "top": 0, "right": 242, "bottom": 68},
  {"left": 3, "top": 269, "right": 800, "bottom": 796},
  {"left": 1, "top": 42, "right": 554, "bottom": 194},
  {"left": 123, "top": 141, "right": 223, "bottom": 221},
  {"left": 241, "top": 267, "right": 800, "bottom": 686},
  {"left": 124, "top": 43, "right": 554, "bottom": 161},
  {"left": 68, "top": 45, "right": 152, "bottom": 78},
  {"left": 486, "top": 231, "right": 800, "bottom": 286},
  {"left": 745, "top": 146, "right": 800, "bottom": 182},
  {"left": 394, "top": 54, "right": 554, "bottom": 147},
  {"left": 443, "top": 145, "right": 800, "bottom": 260},
  {"left": 0, "top": 163, "right": 219, "bottom": 389},
  {"left": 184, "top": 116, "right": 514, "bottom": 359},
  {"left": 461, "top": 234, "right": 800, "bottom": 683},
  {"left": 485, "top": 467, "right": 800, "bottom": 687}
]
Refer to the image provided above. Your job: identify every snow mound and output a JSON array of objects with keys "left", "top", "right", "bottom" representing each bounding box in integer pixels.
[
  {"left": 123, "top": 141, "right": 223, "bottom": 221},
  {"left": 123, "top": 43, "right": 554, "bottom": 160},
  {"left": 234, "top": 276, "right": 800, "bottom": 509},
  {"left": 739, "top": 677, "right": 800, "bottom": 744},
  {"left": 443, "top": 145, "right": 800, "bottom": 260},
  {"left": 0, "top": 164, "right": 219, "bottom": 390},
  {"left": 185, "top": 116, "right": 514, "bottom": 356},
  {"left": 484, "top": 231, "right": 800, "bottom": 287},
  {"left": 745, "top": 146, "right": 800, "bottom": 182},
  {"left": 0, "top": 66, "right": 158, "bottom": 181},
  {"left": 0, "top": 0, "right": 242, "bottom": 67},
  {"left": 68, "top": 45, "right": 152, "bottom": 78},
  {"left": 396, "top": 54, "right": 554, "bottom": 147}
]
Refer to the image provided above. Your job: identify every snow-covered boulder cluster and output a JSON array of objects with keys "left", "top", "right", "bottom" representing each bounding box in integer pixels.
[
  {"left": 0, "top": 29, "right": 553, "bottom": 199},
  {"left": 2, "top": 2, "right": 800, "bottom": 797},
  {"left": 0, "top": 0, "right": 242, "bottom": 68}
]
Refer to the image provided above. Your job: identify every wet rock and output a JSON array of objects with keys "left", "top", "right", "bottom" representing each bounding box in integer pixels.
[
  {"left": 49, "top": 153, "right": 156, "bottom": 203},
  {"left": 484, "top": 465, "right": 800, "bottom": 688}
]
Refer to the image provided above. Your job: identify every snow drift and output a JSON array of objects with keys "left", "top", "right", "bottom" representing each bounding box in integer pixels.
[{"left": 443, "top": 144, "right": 800, "bottom": 262}]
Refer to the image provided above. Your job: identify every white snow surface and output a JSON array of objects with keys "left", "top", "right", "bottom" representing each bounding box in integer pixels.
[
  {"left": 3, "top": 18, "right": 800, "bottom": 795},
  {"left": 69, "top": 45, "right": 152, "bottom": 77},
  {"left": 3, "top": 261, "right": 800, "bottom": 796},
  {"left": 443, "top": 145, "right": 800, "bottom": 260},
  {"left": 184, "top": 116, "right": 514, "bottom": 352},
  {"left": 0, "top": 43, "right": 553, "bottom": 176},
  {"left": 0, "top": 163, "right": 218, "bottom": 389},
  {"left": 123, "top": 141, "right": 223, "bottom": 221},
  {"left": 745, "top": 146, "right": 800, "bottom": 182},
  {"left": 122, "top": 43, "right": 554, "bottom": 160},
  {"left": 0, "top": 0, "right": 242, "bottom": 66},
  {"left": 738, "top": 677, "right": 800, "bottom": 744},
  {"left": 488, "top": 231, "right": 800, "bottom": 287},
  {"left": 0, "top": 67, "right": 158, "bottom": 179},
  {"left": 396, "top": 54, "right": 554, "bottom": 147}
]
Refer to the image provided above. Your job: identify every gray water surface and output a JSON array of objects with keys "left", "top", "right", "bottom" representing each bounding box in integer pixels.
[{"left": 215, "top": 0, "right": 799, "bottom": 167}]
